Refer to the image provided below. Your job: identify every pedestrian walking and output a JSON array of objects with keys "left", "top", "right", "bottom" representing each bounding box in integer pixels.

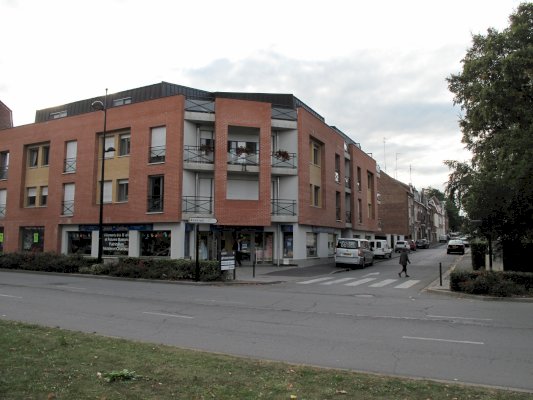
[
  {"left": 398, "top": 248, "right": 410, "bottom": 277},
  {"left": 232, "top": 237, "right": 243, "bottom": 266}
]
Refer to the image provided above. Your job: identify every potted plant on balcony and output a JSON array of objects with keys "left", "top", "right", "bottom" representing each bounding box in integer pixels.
[
  {"left": 274, "top": 149, "right": 290, "bottom": 161},
  {"left": 199, "top": 143, "right": 213, "bottom": 154}
]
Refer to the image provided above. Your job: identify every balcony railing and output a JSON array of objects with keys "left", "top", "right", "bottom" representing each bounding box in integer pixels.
[
  {"left": 271, "top": 151, "right": 297, "bottom": 169},
  {"left": 184, "top": 145, "right": 214, "bottom": 164},
  {"left": 149, "top": 146, "right": 166, "bottom": 163},
  {"left": 182, "top": 196, "right": 213, "bottom": 214},
  {"left": 345, "top": 210, "right": 352, "bottom": 223},
  {"left": 147, "top": 195, "right": 164, "bottom": 212},
  {"left": 0, "top": 167, "right": 7, "bottom": 180},
  {"left": 0, "top": 203, "right": 5, "bottom": 218},
  {"left": 271, "top": 199, "right": 296, "bottom": 216},
  {"left": 345, "top": 176, "right": 351, "bottom": 188},
  {"left": 62, "top": 200, "right": 74, "bottom": 216},
  {"left": 64, "top": 158, "right": 77, "bottom": 173},
  {"left": 227, "top": 150, "right": 258, "bottom": 166}
]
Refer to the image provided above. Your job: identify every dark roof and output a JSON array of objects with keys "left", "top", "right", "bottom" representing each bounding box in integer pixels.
[{"left": 34, "top": 81, "right": 325, "bottom": 123}]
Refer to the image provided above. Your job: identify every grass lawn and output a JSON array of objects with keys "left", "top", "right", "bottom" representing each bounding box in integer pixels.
[{"left": 0, "top": 319, "right": 530, "bottom": 400}]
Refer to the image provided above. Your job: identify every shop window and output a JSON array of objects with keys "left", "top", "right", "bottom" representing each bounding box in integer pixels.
[
  {"left": 306, "top": 232, "right": 317, "bottom": 257},
  {"left": 21, "top": 227, "right": 44, "bottom": 252},
  {"left": 140, "top": 231, "right": 171, "bottom": 257},
  {"left": 103, "top": 231, "right": 129, "bottom": 256},
  {"left": 67, "top": 231, "right": 92, "bottom": 255}
]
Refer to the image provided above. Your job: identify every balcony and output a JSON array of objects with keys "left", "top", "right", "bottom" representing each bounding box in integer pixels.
[
  {"left": 227, "top": 148, "right": 258, "bottom": 166},
  {"left": 345, "top": 176, "right": 351, "bottom": 190},
  {"left": 62, "top": 200, "right": 74, "bottom": 216},
  {"left": 149, "top": 146, "right": 166, "bottom": 164},
  {"left": 271, "top": 151, "right": 297, "bottom": 169},
  {"left": 0, "top": 203, "right": 5, "bottom": 218},
  {"left": 271, "top": 198, "right": 297, "bottom": 223},
  {"left": 64, "top": 158, "right": 76, "bottom": 173},
  {"left": 345, "top": 210, "right": 352, "bottom": 224},
  {"left": 183, "top": 145, "right": 214, "bottom": 169},
  {"left": 182, "top": 196, "right": 213, "bottom": 215},
  {"left": 147, "top": 195, "right": 164, "bottom": 212}
]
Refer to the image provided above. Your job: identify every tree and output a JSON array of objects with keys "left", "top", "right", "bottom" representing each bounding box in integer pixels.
[{"left": 446, "top": 3, "right": 533, "bottom": 270}]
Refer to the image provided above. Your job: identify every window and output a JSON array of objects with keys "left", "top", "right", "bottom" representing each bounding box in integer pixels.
[
  {"left": 358, "top": 199, "right": 363, "bottom": 223},
  {"left": 357, "top": 167, "right": 362, "bottom": 191},
  {"left": 67, "top": 232, "right": 91, "bottom": 255},
  {"left": 310, "top": 184, "right": 321, "bottom": 207},
  {"left": 118, "top": 179, "right": 129, "bottom": 202},
  {"left": 119, "top": 133, "right": 131, "bottom": 156},
  {"left": 63, "top": 183, "right": 75, "bottom": 215},
  {"left": 104, "top": 136, "right": 115, "bottom": 159},
  {"left": 27, "top": 187, "right": 36, "bottom": 207},
  {"left": 0, "top": 189, "right": 6, "bottom": 218},
  {"left": 336, "top": 191, "right": 341, "bottom": 221},
  {"left": 103, "top": 181, "right": 112, "bottom": 203},
  {"left": 21, "top": 227, "right": 44, "bottom": 252},
  {"left": 40, "top": 186, "right": 48, "bottom": 206},
  {"left": 140, "top": 231, "right": 171, "bottom": 257},
  {"left": 113, "top": 97, "right": 132, "bottom": 106},
  {"left": 0, "top": 151, "right": 8, "bottom": 179},
  {"left": 311, "top": 141, "right": 321, "bottom": 166},
  {"left": 148, "top": 175, "right": 164, "bottom": 212},
  {"left": 64, "top": 141, "right": 77, "bottom": 173},
  {"left": 335, "top": 154, "right": 340, "bottom": 183},
  {"left": 149, "top": 126, "right": 166, "bottom": 163},
  {"left": 42, "top": 146, "right": 50, "bottom": 166},
  {"left": 28, "top": 148, "right": 39, "bottom": 167}
]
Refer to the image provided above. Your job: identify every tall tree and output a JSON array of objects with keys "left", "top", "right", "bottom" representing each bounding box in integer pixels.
[{"left": 446, "top": 3, "right": 533, "bottom": 269}]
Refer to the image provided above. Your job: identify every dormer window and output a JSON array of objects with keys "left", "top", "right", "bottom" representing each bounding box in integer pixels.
[
  {"left": 49, "top": 110, "right": 67, "bottom": 119},
  {"left": 113, "top": 97, "right": 132, "bottom": 106}
]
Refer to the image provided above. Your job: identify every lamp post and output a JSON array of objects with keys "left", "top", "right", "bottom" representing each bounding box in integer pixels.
[{"left": 91, "top": 89, "right": 110, "bottom": 264}]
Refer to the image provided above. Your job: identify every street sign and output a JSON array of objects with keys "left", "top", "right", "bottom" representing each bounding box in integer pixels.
[{"left": 188, "top": 217, "right": 217, "bottom": 224}]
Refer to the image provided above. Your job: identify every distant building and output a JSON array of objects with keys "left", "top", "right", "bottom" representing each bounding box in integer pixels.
[
  {"left": 0, "top": 101, "right": 13, "bottom": 130},
  {"left": 0, "top": 82, "right": 381, "bottom": 265}
]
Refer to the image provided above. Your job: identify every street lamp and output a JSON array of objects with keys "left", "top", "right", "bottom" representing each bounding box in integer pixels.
[{"left": 91, "top": 89, "right": 114, "bottom": 264}]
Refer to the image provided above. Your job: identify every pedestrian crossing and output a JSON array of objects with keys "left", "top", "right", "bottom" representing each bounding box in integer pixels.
[{"left": 297, "top": 275, "right": 420, "bottom": 289}]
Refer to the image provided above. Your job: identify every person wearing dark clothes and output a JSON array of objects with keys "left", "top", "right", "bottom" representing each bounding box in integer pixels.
[
  {"left": 398, "top": 248, "right": 410, "bottom": 277},
  {"left": 232, "top": 238, "right": 242, "bottom": 266}
]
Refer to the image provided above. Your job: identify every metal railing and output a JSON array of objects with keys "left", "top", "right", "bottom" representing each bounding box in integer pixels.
[
  {"left": 227, "top": 150, "right": 258, "bottom": 166},
  {"left": 271, "top": 199, "right": 296, "bottom": 216},
  {"left": 345, "top": 210, "right": 352, "bottom": 223},
  {"left": 64, "top": 158, "right": 76, "bottom": 173},
  {"left": 182, "top": 196, "right": 213, "bottom": 214},
  {"left": 62, "top": 200, "right": 74, "bottom": 216},
  {"left": 183, "top": 145, "right": 214, "bottom": 164},
  {"left": 147, "top": 196, "right": 164, "bottom": 212},
  {"left": 345, "top": 176, "right": 351, "bottom": 188},
  {"left": 271, "top": 152, "right": 297, "bottom": 169},
  {"left": 149, "top": 146, "right": 166, "bottom": 163}
]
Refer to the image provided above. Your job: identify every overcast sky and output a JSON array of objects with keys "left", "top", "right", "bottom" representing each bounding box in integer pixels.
[{"left": 0, "top": 0, "right": 522, "bottom": 191}]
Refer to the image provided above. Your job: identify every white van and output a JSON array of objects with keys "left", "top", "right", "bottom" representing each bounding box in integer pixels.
[
  {"left": 335, "top": 238, "right": 374, "bottom": 268},
  {"left": 369, "top": 239, "right": 392, "bottom": 259}
]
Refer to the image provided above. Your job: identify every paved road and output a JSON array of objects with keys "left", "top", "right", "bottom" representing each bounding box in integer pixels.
[{"left": 1, "top": 252, "right": 532, "bottom": 392}]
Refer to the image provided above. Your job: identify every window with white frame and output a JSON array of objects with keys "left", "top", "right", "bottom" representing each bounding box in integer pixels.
[
  {"left": 119, "top": 133, "right": 131, "bottom": 156},
  {"left": 104, "top": 136, "right": 115, "bottom": 159},
  {"left": 40, "top": 186, "right": 48, "bottom": 206},
  {"left": 27, "top": 187, "right": 37, "bottom": 207},
  {"left": 63, "top": 183, "right": 75, "bottom": 215},
  {"left": 103, "top": 181, "right": 112, "bottom": 203},
  {"left": 65, "top": 141, "right": 77, "bottom": 173},
  {"left": 149, "top": 126, "right": 166, "bottom": 163},
  {"left": 28, "top": 148, "right": 39, "bottom": 167}
]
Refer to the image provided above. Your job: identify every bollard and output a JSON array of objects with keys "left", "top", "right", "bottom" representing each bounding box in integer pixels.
[{"left": 439, "top": 262, "right": 442, "bottom": 286}]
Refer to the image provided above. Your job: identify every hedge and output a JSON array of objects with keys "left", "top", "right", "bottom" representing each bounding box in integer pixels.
[
  {"left": 0, "top": 253, "right": 227, "bottom": 282},
  {"left": 449, "top": 270, "right": 533, "bottom": 297}
]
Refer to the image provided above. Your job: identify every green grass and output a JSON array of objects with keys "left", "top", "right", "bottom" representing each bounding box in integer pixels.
[{"left": 0, "top": 320, "right": 530, "bottom": 400}]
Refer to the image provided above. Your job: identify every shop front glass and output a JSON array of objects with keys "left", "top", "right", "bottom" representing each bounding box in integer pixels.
[{"left": 67, "top": 231, "right": 92, "bottom": 255}]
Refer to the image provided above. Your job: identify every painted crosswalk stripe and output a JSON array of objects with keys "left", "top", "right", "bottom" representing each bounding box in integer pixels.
[
  {"left": 344, "top": 278, "right": 377, "bottom": 287},
  {"left": 321, "top": 277, "right": 357, "bottom": 285},
  {"left": 369, "top": 279, "right": 397, "bottom": 287},
  {"left": 297, "top": 277, "right": 335, "bottom": 285},
  {"left": 394, "top": 280, "right": 420, "bottom": 289}
]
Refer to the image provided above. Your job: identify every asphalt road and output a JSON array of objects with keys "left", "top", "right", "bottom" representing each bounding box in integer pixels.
[{"left": 1, "top": 248, "right": 532, "bottom": 392}]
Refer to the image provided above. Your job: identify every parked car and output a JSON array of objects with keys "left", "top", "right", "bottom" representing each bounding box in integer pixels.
[
  {"left": 408, "top": 240, "right": 417, "bottom": 251},
  {"left": 394, "top": 240, "right": 409, "bottom": 253},
  {"left": 447, "top": 239, "right": 465, "bottom": 255},
  {"left": 335, "top": 238, "right": 374, "bottom": 268},
  {"left": 415, "top": 239, "right": 430, "bottom": 249},
  {"left": 369, "top": 239, "right": 392, "bottom": 259},
  {"left": 459, "top": 237, "right": 470, "bottom": 247},
  {"left": 439, "top": 235, "right": 448, "bottom": 243}
]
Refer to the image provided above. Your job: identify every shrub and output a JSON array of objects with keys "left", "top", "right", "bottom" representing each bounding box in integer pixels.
[
  {"left": 470, "top": 240, "right": 487, "bottom": 270},
  {"left": 0, "top": 252, "right": 95, "bottom": 273},
  {"left": 450, "top": 270, "right": 533, "bottom": 297}
]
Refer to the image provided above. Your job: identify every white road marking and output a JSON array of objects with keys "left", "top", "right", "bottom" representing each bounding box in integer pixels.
[
  {"left": 427, "top": 315, "right": 493, "bottom": 321},
  {"left": 142, "top": 312, "right": 193, "bottom": 319},
  {"left": 394, "top": 280, "right": 420, "bottom": 289},
  {"left": 297, "top": 277, "right": 335, "bottom": 284},
  {"left": 369, "top": 279, "right": 397, "bottom": 287},
  {"left": 344, "top": 278, "right": 377, "bottom": 286},
  {"left": 402, "top": 336, "right": 484, "bottom": 345},
  {"left": 0, "top": 293, "right": 23, "bottom": 299},
  {"left": 320, "top": 278, "right": 356, "bottom": 285},
  {"left": 362, "top": 272, "right": 380, "bottom": 277}
]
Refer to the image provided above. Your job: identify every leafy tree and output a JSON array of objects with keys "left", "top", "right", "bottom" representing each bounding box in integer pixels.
[{"left": 446, "top": 3, "right": 533, "bottom": 270}]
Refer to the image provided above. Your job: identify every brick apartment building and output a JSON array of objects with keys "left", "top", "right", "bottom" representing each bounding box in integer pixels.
[
  {"left": 0, "top": 82, "right": 380, "bottom": 265},
  {"left": 0, "top": 101, "right": 13, "bottom": 131}
]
